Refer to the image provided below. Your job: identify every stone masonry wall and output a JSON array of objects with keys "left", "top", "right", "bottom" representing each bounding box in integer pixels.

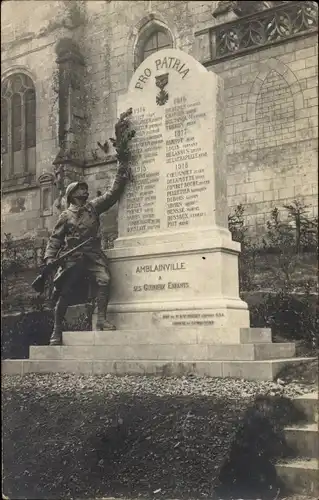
[
  {"left": 1, "top": 0, "right": 217, "bottom": 240},
  {"left": 1, "top": 1, "right": 318, "bottom": 242},
  {"left": 81, "top": 0, "right": 318, "bottom": 236},
  {"left": 209, "top": 35, "right": 318, "bottom": 233},
  {"left": 1, "top": 0, "right": 79, "bottom": 238}
]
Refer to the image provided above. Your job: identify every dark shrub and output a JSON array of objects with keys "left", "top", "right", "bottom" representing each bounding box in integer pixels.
[
  {"left": 247, "top": 291, "right": 318, "bottom": 346},
  {"left": 1, "top": 306, "right": 92, "bottom": 359},
  {"left": 216, "top": 395, "right": 305, "bottom": 499},
  {"left": 1, "top": 311, "right": 54, "bottom": 359}
]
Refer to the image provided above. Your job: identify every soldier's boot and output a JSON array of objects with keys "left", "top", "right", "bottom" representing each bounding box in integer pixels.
[
  {"left": 50, "top": 297, "right": 68, "bottom": 345},
  {"left": 96, "top": 285, "right": 116, "bottom": 331}
]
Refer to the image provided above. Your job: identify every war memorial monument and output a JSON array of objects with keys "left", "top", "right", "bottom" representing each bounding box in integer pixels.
[{"left": 3, "top": 49, "right": 308, "bottom": 380}]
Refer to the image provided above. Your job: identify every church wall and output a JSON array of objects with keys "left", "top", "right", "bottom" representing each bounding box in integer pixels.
[
  {"left": 1, "top": 0, "right": 67, "bottom": 238},
  {"left": 1, "top": 39, "right": 58, "bottom": 238},
  {"left": 1, "top": 1, "right": 318, "bottom": 242},
  {"left": 209, "top": 35, "right": 318, "bottom": 232}
]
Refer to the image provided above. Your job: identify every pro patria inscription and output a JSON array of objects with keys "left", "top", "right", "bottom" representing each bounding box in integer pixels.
[{"left": 135, "top": 57, "right": 190, "bottom": 90}]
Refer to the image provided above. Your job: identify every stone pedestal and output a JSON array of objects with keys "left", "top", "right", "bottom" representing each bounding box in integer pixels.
[
  {"left": 106, "top": 48, "right": 249, "bottom": 339},
  {"left": 106, "top": 229, "right": 249, "bottom": 335},
  {"left": 2, "top": 328, "right": 315, "bottom": 381}
]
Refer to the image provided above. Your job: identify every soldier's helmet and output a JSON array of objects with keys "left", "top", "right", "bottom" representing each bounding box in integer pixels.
[{"left": 65, "top": 181, "right": 89, "bottom": 206}]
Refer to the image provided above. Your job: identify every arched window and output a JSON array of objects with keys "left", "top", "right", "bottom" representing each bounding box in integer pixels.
[
  {"left": 141, "top": 29, "right": 172, "bottom": 61},
  {"left": 1, "top": 73, "right": 36, "bottom": 180}
]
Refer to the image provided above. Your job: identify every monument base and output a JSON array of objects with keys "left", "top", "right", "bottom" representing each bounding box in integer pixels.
[
  {"left": 2, "top": 328, "right": 315, "bottom": 381},
  {"left": 105, "top": 226, "right": 250, "bottom": 337}
]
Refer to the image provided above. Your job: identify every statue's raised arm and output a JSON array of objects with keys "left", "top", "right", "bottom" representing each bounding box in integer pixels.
[{"left": 90, "top": 107, "right": 136, "bottom": 216}]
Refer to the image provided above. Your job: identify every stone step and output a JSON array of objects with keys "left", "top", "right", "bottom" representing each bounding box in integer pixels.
[
  {"left": 293, "top": 392, "right": 318, "bottom": 424},
  {"left": 275, "top": 458, "right": 319, "bottom": 496},
  {"left": 28, "top": 342, "right": 295, "bottom": 362},
  {"left": 61, "top": 327, "right": 272, "bottom": 345},
  {"left": 2, "top": 357, "right": 315, "bottom": 381},
  {"left": 284, "top": 423, "right": 319, "bottom": 459}
]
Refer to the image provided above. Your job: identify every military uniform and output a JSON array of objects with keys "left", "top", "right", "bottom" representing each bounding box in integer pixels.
[{"left": 44, "top": 165, "right": 128, "bottom": 344}]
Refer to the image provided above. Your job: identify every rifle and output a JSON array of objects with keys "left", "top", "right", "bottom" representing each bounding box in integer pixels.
[{"left": 31, "top": 236, "right": 94, "bottom": 294}]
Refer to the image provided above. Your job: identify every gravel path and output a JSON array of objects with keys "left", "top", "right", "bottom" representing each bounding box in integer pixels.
[{"left": 2, "top": 373, "right": 317, "bottom": 400}]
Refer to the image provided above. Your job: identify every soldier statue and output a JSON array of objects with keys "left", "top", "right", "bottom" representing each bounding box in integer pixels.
[{"left": 43, "top": 109, "right": 135, "bottom": 346}]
